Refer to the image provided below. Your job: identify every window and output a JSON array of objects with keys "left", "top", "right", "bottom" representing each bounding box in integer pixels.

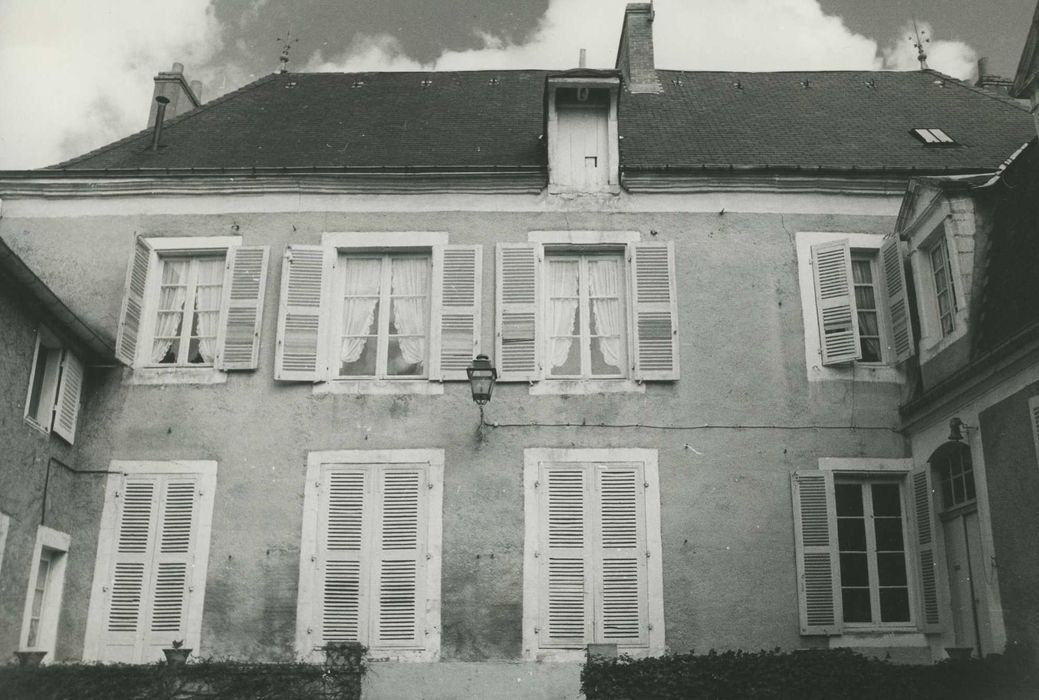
[
  {"left": 928, "top": 237, "right": 957, "bottom": 337},
  {"left": 928, "top": 441, "right": 976, "bottom": 511},
  {"left": 116, "top": 236, "right": 270, "bottom": 378},
  {"left": 547, "top": 80, "right": 619, "bottom": 192},
  {"left": 83, "top": 461, "right": 217, "bottom": 663},
  {"left": 297, "top": 450, "right": 443, "bottom": 661},
  {"left": 797, "top": 233, "right": 914, "bottom": 378},
  {"left": 791, "top": 464, "right": 941, "bottom": 636},
  {"left": 523, "top": 448, "right": 665, "bottom": 660},
  {"left": 19, "top": 526, "right": 70, "bottom": 662},
  {"left": 496, "top": 236, "right": 678, "bottom": 388},
  {"left": 274, "top": 233, "right": 480, "bottom": 389},
  {"left": 911, "top": 128, "right": 956, "bottom": 145},
  {"left": 24, "top": 327, "right": 84, "bottom": 444}
]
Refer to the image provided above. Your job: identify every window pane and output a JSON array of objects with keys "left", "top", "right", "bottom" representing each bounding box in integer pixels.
[
  {"left": 835, "top": 484, "right": 863, "bottom": 516},
  {"left": 27, "top": 347, "right": 49, "bottom": 420},
  {"left": 874, "top": 518, "right": 905, "bottom": 551},
  {"left": 879, "top": 588, "right": 911, "bottom": 623},
  {"left": 854, "top": 285, "right": 876, "bottom": 310},
  {"left": 953, "top": 476, "right": 965, "bottom": 504},
  {"left": 837, "top": 519, "right": 867, "bottom": 551},
  {"left": 877, "top": 553, "right": 908, "bottom": 586},
  {"left": 851, "top": 260, "right": 873, "bottom": 284},
  {"left": 387, "top": 338, "right": 424, "bottom": 375},
  {"left": 842, "top": 588, "right": 872, "bottom": 623},
  {"left": 839, "top": 553, "right": 869, "bottom": 587},
  {"left": 860, "top": 337, "right": 882, "bottom": 363},
  {"left": 591, "top": 337, "right": 624, "bottom": 375},
  {"left": 871, "top": 484, "right": 902, "bottom": 517},
  {"left": 965, "top": 473, "right": 976, "bottom": 501},
  {"left": 389, "top": 258, "right": 429, "bottom": 375}
]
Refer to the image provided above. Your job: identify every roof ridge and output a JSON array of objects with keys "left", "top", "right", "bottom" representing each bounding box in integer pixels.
[
  {"left": 47, "top": 72, "right": 282, "bottom": 170},
  {"left": 922, "top": 68, "right": 1030, "bottom": 112}
]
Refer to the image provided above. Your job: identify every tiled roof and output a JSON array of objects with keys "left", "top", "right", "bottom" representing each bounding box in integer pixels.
[{"left": 46, "top": 68, "right": 1033, "bottom": 175}]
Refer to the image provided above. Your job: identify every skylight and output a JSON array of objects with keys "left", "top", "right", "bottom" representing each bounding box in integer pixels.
[{"left": 912, "top": 128, "right": 956, "bottom": 145}]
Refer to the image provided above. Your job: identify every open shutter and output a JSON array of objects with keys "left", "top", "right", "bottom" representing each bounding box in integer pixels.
[
  {"left": 372, "top": 467, "right": 427, "bottom": 649},
  {"left": 912, "top": 467, "right": 942, "bottom": 633},
  {"left": 791, "top": 470, "right": 841, "bottom": 635},
  {"left": 216, "top": 246, "right": 270, "bottom": 371},
  {"left": 811, "top": 240, "right": 861, "bottom": 366},
  {"left": 880, "top": 236, "right": 915, "bottom": 363},
  {"left": 1028, "top": 397, "right": 1039, "bottom": 468},
  {"left": 538, "top": 465, "right": 592, "bottom": 648},
  {"left": 430, "top": 245, "right": 481, "bottom": 381},
  {"left": 319, "top": 469, "right": 369, "bottom": 646},
  {"left": 99, "top": 477, "right": 158, "bottom": 662},
  {"left": 595, "top": 464, "right": 647, "bottom": 647},
  {"left": 52, "top": 350, "right": 84, "bottom": 444},
  {"left": 275, "top": 245, "right": 327, "bottom": 381},
  {"left": 115, "top": 236, "right": 152, "bottom": 366},
  {"left": 630, "top": 242, "right": 679, "bottom": 381},
  {"left": 496, "top": 243, "right": 540, "bottom": 382}
]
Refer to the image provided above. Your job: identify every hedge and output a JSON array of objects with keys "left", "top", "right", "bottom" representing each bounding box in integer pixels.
[{"left": 581, "top": 645, "right": 1038, "bottom": 700}]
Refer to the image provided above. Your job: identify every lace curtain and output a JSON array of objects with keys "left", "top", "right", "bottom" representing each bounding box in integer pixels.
[
  {"left": 588, "top": 259, "right": 623, "bottom": 371},
  {"left": 340, "top": 259, "right": 382, "bottom": 365},
  {"left": 391, "top": 258, "right": 429, "bottom": 366},
  {"left": 548, "top": 261, "right": 580, "bottom": 369},
  {"left": 194, "top": 258, "right": 225, "bottom": 363},
  {"left": 152, "top": 260, "right": 188, "bottom": 362}
]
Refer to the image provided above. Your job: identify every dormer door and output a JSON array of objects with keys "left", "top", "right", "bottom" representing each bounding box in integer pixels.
[{"left": 556, "top": 106, "right": 609, "bottom": 190}]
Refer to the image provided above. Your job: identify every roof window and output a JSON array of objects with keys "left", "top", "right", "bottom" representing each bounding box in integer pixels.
[{"left": 911, "top": 128, "right": 956, "bottom": 145}]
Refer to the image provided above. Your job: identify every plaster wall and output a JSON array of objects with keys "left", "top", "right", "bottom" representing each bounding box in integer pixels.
[{"left": 0, "top": 199, "right": 908, "bottom": 662}]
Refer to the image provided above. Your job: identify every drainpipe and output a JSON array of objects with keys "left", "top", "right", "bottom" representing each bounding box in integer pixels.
[{"left": 150, "top": 95, "right": 170, "bottom": 152}]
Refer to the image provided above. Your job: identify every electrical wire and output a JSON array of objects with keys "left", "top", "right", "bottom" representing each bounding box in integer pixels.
[{"left": 480, "top": 417, "right": 900, "bottom": 433}]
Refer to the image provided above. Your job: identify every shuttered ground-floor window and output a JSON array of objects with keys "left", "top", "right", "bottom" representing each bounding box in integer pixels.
[
  {"left": 83, "top": 461, "right": 218, "bottom": 663},
  {"left": 297, "top": 450, "right": 444, "bottom": 662},
  {"left": 523, "top": 448, "right": 665, "bottom": 661}
]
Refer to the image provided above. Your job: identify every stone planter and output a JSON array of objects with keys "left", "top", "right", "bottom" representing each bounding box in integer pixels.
[
  {"left": 14, "top": 650, "right": 48, "bottom": 667},
  {"left": 163, "top": 647, "right": 192, "bottom": 667},
  {"left": 945, "top": 647, "right": 974, "bottom": 661}
]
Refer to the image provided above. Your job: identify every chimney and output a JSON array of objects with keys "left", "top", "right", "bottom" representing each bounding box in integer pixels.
[
  {"left": 147, "top": 62, "right": 203, "bottom": 127},
  {"left": 974, "top": 56, "right": 1015, "bottom": 96},
  {"left": 615, "top": 3, "right": 662, "bottom": 94}
]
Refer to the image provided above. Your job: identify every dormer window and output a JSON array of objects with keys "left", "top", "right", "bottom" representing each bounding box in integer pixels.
[{"left": 546, "top": 73, "right": 620, "bottom": 193}]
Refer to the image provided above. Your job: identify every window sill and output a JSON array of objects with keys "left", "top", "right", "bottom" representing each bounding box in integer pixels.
[
  {"left": 313, "top": 379, "right": 444, "bottom": 396},
  {"left": 23, "top": 416, "right": 49, "bottom": 436},
  {"left": 529, "top": 379, "right": 646, "bottom": 395},
  {"left": 529, "top": 646, "right": 657, "bottom": 663},
  {"left": 829, "top": 631, "right": 928, "bottom": 647},
  {"left": 125, "top": 367, "right": 227, "bottom": 385},
  {"left": 807, "top": 361, "right": 903, "bottom": 384}
]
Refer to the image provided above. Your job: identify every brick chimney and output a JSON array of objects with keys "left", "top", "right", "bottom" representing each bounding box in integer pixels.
[
  {"left": 147, "top": 62, "right": 202, "bottom": 127},
  {"left": 974, "top": 57, "right": 1015, "bottom": 97},
  {"left": 615, "top": 3, "right": 662, "bottom": 94}
]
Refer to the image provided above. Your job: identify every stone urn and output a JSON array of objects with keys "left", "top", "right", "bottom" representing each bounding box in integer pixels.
[
  {"left": 14, "top": 650, "right": 48, "bottom": 667},
  {"left": 163, "top": 647, "right": 192, "bottom": 667}
]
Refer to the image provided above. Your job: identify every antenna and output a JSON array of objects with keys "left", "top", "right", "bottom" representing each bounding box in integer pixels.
[
  {"left": 276, "top": 30, "right": 300, "bottom": 74},
  {"left": 908, "top": 20, "right": 930, "bottom": 70}
]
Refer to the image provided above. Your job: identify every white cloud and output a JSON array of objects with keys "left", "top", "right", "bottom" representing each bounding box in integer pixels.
[
  {"left": 881, "top": 21, "right": 977, "bottom": 80},
  {"left": 0, "top": 0, "right": 222, "bottom": 169}
]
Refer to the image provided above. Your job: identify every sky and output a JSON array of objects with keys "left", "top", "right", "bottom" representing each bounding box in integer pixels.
[{"left": 0, "top": 0, "right": 1034, "bottom": 170}]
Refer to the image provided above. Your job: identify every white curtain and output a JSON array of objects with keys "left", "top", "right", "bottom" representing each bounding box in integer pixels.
[
  {"left": 340, "top": 259, "right": 382, "bottom": 365},
  {"left": 589, "top": 260, "right": 623, "bottom": 371},
  {"left": 194, "top": 258, "right": 225, "bottom": 363},
  {"left": 151, "top": 260, "right": 188, "bottom": 362},
  {"left": 391, "top": 258, "right": 429, "bottom": 366},
  {"left": 548, "top": 261, "right": 580, "bottom": 369}
]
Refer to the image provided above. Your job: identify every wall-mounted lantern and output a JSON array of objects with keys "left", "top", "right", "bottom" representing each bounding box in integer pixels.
[{"left": 466, "top": 354, "right": 497, "bottom": 406}]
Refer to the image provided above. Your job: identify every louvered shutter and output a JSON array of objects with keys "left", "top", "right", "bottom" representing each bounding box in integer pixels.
[
  {"left": 52, "top": 350, "right": 84, "bottom": 444},
  {"left": 496, "top": 243, "right": 540, "bottom": 382},
  {"left": 790, "top": 470, "right": 841, "bottom": 635},
  {"left": 216, "top": 246, "right": 270, "bottom": 371},
  {"left": 319, "top": 469, "right": 369, "bottom": 646},
  {"left": 880, "top": 236, "right": 915, "bottom": 363},
  {"left": 595, "top": 464, "right": 647, "bottom": 646},
  {"left": 115, "top": 236, "right": 152, "bottom": 366},
  {"left": 1028, "top": 397, "right": 1039, "bottom": 468},
  {"left": 275, "top": 245, "right": 327, "bottom": 381},
  {"left": 912, "top": 467, "right": 942, "bottom": 633},
  {"left": 538, "top": 465, "right": 592, "bottom": 648},
  {"left": 630, "top": 242, "right": 679, "bottom": 381},
  {"left": 430, "top": 245, "right": 481, "bottom": 380},
  {"left": 99, "top": 477, "right": 159, "bottom": 662},
  {"left": 371, "top": 467, "right": 427, "bottom": 649},
  {"left": 811, "top": 240, "right": 860, "bottom": 365}
]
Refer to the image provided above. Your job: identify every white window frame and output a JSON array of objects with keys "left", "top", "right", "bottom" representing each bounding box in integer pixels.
[
  {"left": 905, "top": 220, "right": 969, "bottom": 362},
  {"left": 82, "top": 460, "right": 218, "bottom": 662},
  {"left": 522, "top": 447, "right": 665, "bottom": 662},
  {"left": 296, "top": 448, "right": 443, "bottom": 662},
  {"left": 795, "top": 232, "right": 903, "bottom": 383},
  {"left": 19, "top": 525, "right": 70, "bottom": 662},
  {"left": 24, "top": 326, "right": 64, "bottom": 434},
  {"left": 131, "top": 236, "right": 242, "bottom": 385}
]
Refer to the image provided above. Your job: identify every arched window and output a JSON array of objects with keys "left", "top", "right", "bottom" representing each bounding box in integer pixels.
[{"left": 928, "top": 440, "right": 975, "bottom": 511}]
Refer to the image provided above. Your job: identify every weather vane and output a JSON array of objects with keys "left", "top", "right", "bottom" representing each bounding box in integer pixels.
[
  {"left": 909, "top": 20, "right": 930, "bottom": 70},
  {"left": 277, "top": 30, "right": 300, "bottom": 73}
]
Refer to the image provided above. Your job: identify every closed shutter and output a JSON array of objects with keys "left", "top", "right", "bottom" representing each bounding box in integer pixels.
[
  {"left": 912, "top": 467, "right": 942, "bottom": 633},
  {"left": 275, "top": 245, "right": 327, "bottom": 381},
  {"left": 595, "top": 464, "right": 647, "bottom": 646},
  {"left": 52, "top": 350, "right": 84, "bottom": 444},
  {"left": 431, "top": 245, "right": 481, "bottom": 381},
  {"left": 880, "top": 236, "right": 915, "bottom": 363},
  {"left": 811, "top": 240, "right": 861, "bottom": 366},
  {"left": 791, "top": 470, "right": 841, "bottom": 635},
  {"left": 538, "top": 465, "right": 592, "bottom": 648},
  {"left": 630, "top": 242, "right": 679, "bottom": 380},
  {"left": 319, "top": 469, "right": 369, "bottom": 645},
  {"left": 115, "top": 236, "right": 153, "bottom": 366},
  {"left": 496, "top": 243, "right": 540, "bottom": 382},
  {"left": 216, "top": 246, "right": 270, "bottom": 371},
  {"left": 1029, "top": 397, "right": 1039, "bottom": 468}
]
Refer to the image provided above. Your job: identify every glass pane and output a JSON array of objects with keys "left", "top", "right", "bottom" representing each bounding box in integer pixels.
[
  {"left": 837, "top": 519, "right": 867, "bottom": 551},
  {"left": 874, "top": 518, "right": 905, "bottom": 551},
  {"left": 857, "top": 311, "right": 879, "bottom": 335},
  {"left": 879, "top": 588, "right": 911, "bottom": 623},
  {"left": 965, "top": 473, "right": 976, "bottom": 501},
  {"left": 860, "top": 337, "right": 882, "bottom": 363},
  {"left": 27, "top": 619, "right": 40, "bottom": 648},
  {"left": 851, "top": 260, "right": 872, "bottom": 284},
  {"left": 591, "top": 337, "right": 623, "bottom": 375},
  {"left": 871, "top": 484, "right": 902, "bottom": 517},
  {"left": 854, "top": 285, "right": 876, "bottom": 310},
  {"left": 27, "top": 349, "right": 49, "bottom": 419},
  {"left": 839, "top": 553, "right": 869, "bottom": 587},
  {"left": 549, "top": 336, "right": 581, "bottom": 376},
  {"left": 341, "top": 337, "right": 377, "bottom": 376},
  {"left": 877, "top": 553, "right": 908, "bottom": 586},
  {"left": 940, "top": 477, "right": 954, "bottom": 510},
  {"left": 842, "top": 588, "right": 872, "bottom": 623},
  {"left": 387, "top": 338, "right": 424, "bottom": 376},
  {"left": 953, "top": 476, "right": 965, "bottom": 504},
  {"left": 835, "top": 484, "right": 863, "bottom": 516}
]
